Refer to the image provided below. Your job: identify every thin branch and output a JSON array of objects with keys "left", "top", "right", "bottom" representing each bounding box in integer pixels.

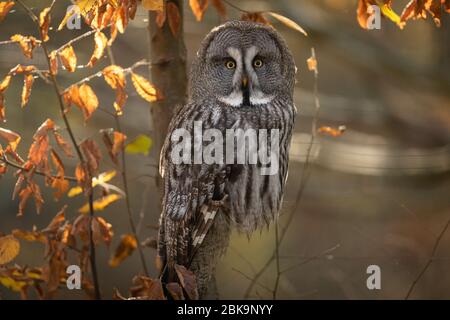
[
  {"left": 0, "top": 155, "right": 77, "bottom": 181},
  {"left": 62, "top": 59, "right": 150, "bottom": 92},
  {"left": 106, "top": 48, "right": 149, "bottom": 277},
  {"left": 16, "top": 0, "right": 101, "bottom": 299},
  {"left": 405, "top": 215, "right": 450, "bottom": 299},
  {"left": 231, "top": 268, "right": 273, "bottom": 293},
  {"left": 243, "top": 47, "right": 321, "bottom": 299},
  {"left": 221, "top": 0, "right": 250, "bottom": 13}
]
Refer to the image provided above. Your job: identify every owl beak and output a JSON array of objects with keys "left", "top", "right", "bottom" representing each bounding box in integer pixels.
[{"left": 242, "top": 76, "right": 248, "bottom": 89}]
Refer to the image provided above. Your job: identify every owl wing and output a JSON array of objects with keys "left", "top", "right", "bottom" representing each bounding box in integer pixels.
[{"left": 157, "top": 104, "right": 228, "bottom": 276}]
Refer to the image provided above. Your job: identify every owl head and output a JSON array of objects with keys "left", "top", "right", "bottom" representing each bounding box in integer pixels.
[{"left": 189, "top": 20, "right": 296, "bottom": 108}]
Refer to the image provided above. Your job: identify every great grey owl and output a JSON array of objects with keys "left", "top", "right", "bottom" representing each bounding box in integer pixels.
[{"left": 157, "top": 20, "right": 297, "bottom": 299}]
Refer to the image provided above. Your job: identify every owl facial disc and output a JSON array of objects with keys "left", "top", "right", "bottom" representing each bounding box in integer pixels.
[{"left": 218, "top": 46, "right": 275, "bottom": 107}]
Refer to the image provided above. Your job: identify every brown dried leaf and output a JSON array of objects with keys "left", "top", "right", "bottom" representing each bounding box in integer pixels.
[
  {"left": 174, "top": 264, "right": 199, "bottom": 300},
  {"left": 131, "top": 72, "right": 160, "bottom": 102},
  {"left": 142, "top": 0, "right": 164, "bottom": 11},
  {"left": 21, "top": 74, "right": 34, "bottom": 108},
  {"left": 53, "top": 131, "right": 74, "bottom": 157},
  {"left": 211, "top": 0, "right": 226, "bottom": 18},
  {"left": 9, "top": 64, "right": 36, "bottom": 74},
  {"left": 59, "top": 45, "right": 77, "bottom": 72},
  {"left": 155, "top": 4, "right": 166, "bottom": 28},
  {"left": 0, "top": 235, "right": 20, "bottom": 265},
  {"left": 12, "top": 229, "right": 46, "bottom": 243},
  {"left": 92, "top": 216, "right": 113, "bottom": 246},
  {"left": 50, "top": 150, "right": 69, "bottom": 200},
  {"left": 166, "top": 282, "right": 185, "bottom": 300},
  {"left": 39, "top": 7, "right": 51, "bottom": 42},
  {"left": 109, "top": 234, "right": 137, "bottom": 267},
  {"left": 49, "top": 50, "right": 58, "bottom": 75},
  {"left": 80, "top": 139, "right": 102, "bottom": 174},
  {"left": 87, "top": 31, "right": 108, "bottom": 67},
  {"left": 18, "top": 186, "right": 32, "bottom": 217},
  {"left": 167, "top": 2, "right": 181, "bottom": 37}
]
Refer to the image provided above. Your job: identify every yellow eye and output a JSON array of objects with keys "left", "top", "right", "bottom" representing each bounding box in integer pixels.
[
  {"left": 225, "top": 60, "right": 236, "bottom": 69},
  {"left": 253, "top": 58, "right": 263, "bottom": 68}
]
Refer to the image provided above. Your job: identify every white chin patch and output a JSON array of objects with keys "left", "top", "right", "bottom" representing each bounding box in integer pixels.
[
  {"left": 218, "top": 91, "right": 243, "bottom": 107},
  {"left": 250, "top": 91, "right": 275, "bottom": 105}
]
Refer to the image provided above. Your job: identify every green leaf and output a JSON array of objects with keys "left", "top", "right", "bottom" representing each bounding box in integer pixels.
[{"left": 125, "top": 134, "right": 153, "bottom": 156}]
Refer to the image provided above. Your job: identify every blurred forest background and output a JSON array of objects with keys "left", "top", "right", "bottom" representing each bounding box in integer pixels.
[{"left": 1, "top": 0, "right": 450, "bottom": 299}]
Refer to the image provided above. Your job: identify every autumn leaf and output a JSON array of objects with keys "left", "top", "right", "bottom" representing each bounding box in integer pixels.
[
  {"left": 307, "top": 55, "right": 317, "bottom": 72},
  {"left": 125, "top": 134, "right": 153, "bottom": 155},
  {"left": 267, "top": 12, "right": 308, "bottom": 36},
  {"left": 211, "top": 0, "right": 226, "bottom": 18},
  {"left": 78, "top": 193, "right": 122, "bottom": 214},
  {"left": 109, "top": 234, "right": 137, "bottom": 267},
  {"left": 130, "top": 276, "right": 166, "bottom": 299},
  {"left": 18, "top": 186, "right": 32, "bottom": 217},
  {"left": 400, "top": 0, "right": 447, "bottom": 27},
  {"left": 0, "top": 127, "right": 21, "bottom": 151},
  {"left": 87, "top": 31, "right": 108, "bottom": 67},
  {"left": 10, "top": 34, "right": 39, "bottom": 59},
  {"left": 142, "top": 0, "right": 163, "bottom": 11},
  {"left": 167, "top": 2, "right": 181, "bottom": 37},
  {"left": 102, "top": 65, "right": 127, "bottom": 114},
  {"left": 50, "top": 150, "right": 69, "bottom": 200},
  {"left": 28, "top": 119, "right": 55, "bottom": 167},
  {"left": 42, "top": 205, "right": 67, "bottom": 234},
  {"left": 131, "top": 72, "right": 160, "bottom": 102},
  {"left": 166, "top": 282, "right": 185, "bottom": 300},
  {"left": 12, "top": 229, "right": 46, "bottom": 243},
  {"left": 0, "top": 74, "right": 11, "bottom": 92},
  {"left": 49, "top": 50, "right": 58, "bottom": 75},
  {"left": 0, "top": 235, "right": 20, "bottom": 265},
  {"left": 39, "top": 7, "right": 51, "bottom": 42},
  {"left": 80, "top": 139, "right": 101, "bottom": 173},
  {"left": 101, "top": 129, "right": 126, "bottom": 164},
  {"left": 77, "top": 84, "right": 99, "bottom": 121},
  {"left": 241, "top": 12, "right": 270, "bottom": 25},
  {"left": 0, "top": 1, "right": 14, "bottom": 23},
  {"left": 318, "top": 125, "right": 347, "bottom": 137},
  {"left": 21, "top": 74, "right": 34, "bottom": 108},
  {"left": 189, "top": 0, "right": 209, "bottom": 21},
  {"left": 68, "top": 170, "right": 116, "bottom": 197},
  {"left": 9, "top": 64, "right": 36, "bottom": 75},
  {"left": 174, "top": 264, "right": 199, "bottom": 300},
  {"left": 53, "top": 130, "right": 74, "bottom": 157},
  {"left": 0, "top": 74, "right": 12, "bottom": 121},
  {"left": 59, "top": 45, "right": 77, "bottom": 72}
]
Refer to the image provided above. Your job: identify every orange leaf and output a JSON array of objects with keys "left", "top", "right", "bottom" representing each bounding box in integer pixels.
[
  {"left": 131, "top": 72, "right": 160, "bottom": 102},
  {"left": 50, "top": 150, "right": 69, "bottom": 200},
  {"left": 92, "top": 216, "right": 113, "bottom": 246},
  {"left": 59, "top": 45, "right": 77, "bottom": 72},
  {"left": 21, "top": 74, "right": 34, "bottom": 108},
  {"left": 0, "top": 127, "right": 21, "bottom": 151},
  {"left": 0, "top": 74, "right": 12, "bottom": 92},
  {"left": 142, "top": 0, "right": 164, "bottom": 11},
  {"left": 0, "top": 235, "right": 20, "bottom": 265},
  {"left": 189, "top": 0, "right": 209, "bottom": 21},
  {"left": 53, "top": 131, "right": 74, "bottom": 157},
  {"left": 87, "top": 31, "right": 108, "bottom": 67},
  {"left": 10, "top": 34, "right": 39, "bottom": 59},
  {"left": 0, "top": 2, "right": 14, "bottom": 23},
  {"left": 78, "top": 84, "right": 99, "bottom": 121},
  {"left": 167, "top": 2, "right": 181, "bottom": 37},
  {"left": 9, "top": 64, "right": 36, "bottom": 74},
  {"left": 112, "top": 131, "right": 126, "bottom": 155},
  {"left": 42, "top": 205, "right": 67, "bottom": 234},
  {"left": 102, "top": 65, "right": 125, "bottom": 89},
  {"left": 318, "top": 125, "right": 346, "bottom": 137},
  {"left": 18, "top": 186, "right": 32, "bottom": 217},
  {"left": 39, "top": 7, "right": 51, "bottom": 42},
  {"left": 109, "top": 234, "right": 137, "bottom": 267},
  {"left": 307, "top": 56, "right": 317, "bottom": 72},
  {"left": 49, "top": 50, "right": 58, "bottom": 75}
]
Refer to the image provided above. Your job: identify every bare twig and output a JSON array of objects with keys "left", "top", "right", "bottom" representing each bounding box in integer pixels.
[
  {"left": 221, "top": 0, "right": 250, "bottom": 13},
  {"left": 63, "top": 59, "right": 150, "bottom": 92},
  {"left": 281, "top": 243, "right": 341, "bottom": 274},
  {"left": 0, "top": 155, "right": 77, "bottom": 181},
  {"left": 243, "top": 47, "right": 321, "bottom": 299},
  {"left": 106, "top": 49, "right": 149, "bottom": 277},
  {"left": 15, "top": 0, "right": 101, "bottom": 299},
  {"left": 405, "top": 216, "right": 450, "bottom": 299}
]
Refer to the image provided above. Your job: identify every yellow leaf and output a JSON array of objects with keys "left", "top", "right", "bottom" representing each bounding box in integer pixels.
[
  {"left": 131, "top": 72, "right": 160, "bottom": 102},
  {"left": 0, "top": 1, "right": 14, "bottom": 23},
  {"left": 39, "top": 7, "right": 51, "bottom": 42},
  {"left": 0, "top": 235, "right": 20, "bottom": 265},
  {"left": 109, "top": 234, "right": 137, "bottom": 267},
  {"left": 189, "top": 0, "right": 209, "bottom": 21},
  {"left": 68, "top": 170, "right": 117, "bottom": 197},
  {"left": 78, "top": 83, "right": 99, "bottom": 121},
  {"left": 78, "top": 193, "right": 121, "bottom": 214},
  {"left": 142, "top": 0, "right": 164, "bottom": 11},
  {"left": 0, "top": 275, "right": 27, "bottom": 292},
  {"left": 0, "top": 127, "right": 21, "bottom": 151},
  {"left": 267, "top": 12, "right": 308, "bottom": 36},
  {"left": 21, "top": 74, "right": 34, "bottom": 108},
  {"left": 376, "top": 1, "right": 402, "bottom": 27},
  {"left": 125, "top": 134, "right": 153, "bottom": 156}
]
